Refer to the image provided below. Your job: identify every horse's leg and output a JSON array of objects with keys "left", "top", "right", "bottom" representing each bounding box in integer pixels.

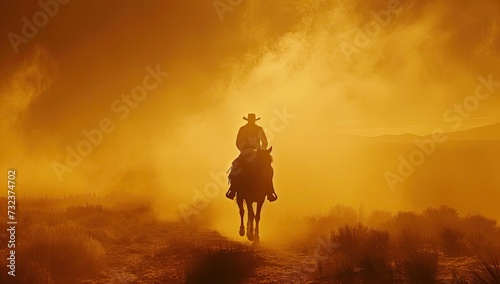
[
  {"left": 254, "top": 200, "right": 263, "bottom": 242},
  {"left": 237, "top": 197, "right": 245, "bottom": 237},
  {"left": 246, "top": 202, "right": 255, "bottom": 241}
]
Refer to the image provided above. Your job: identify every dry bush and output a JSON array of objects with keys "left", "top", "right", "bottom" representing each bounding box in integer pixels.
[
  {"left": 328, "top": 204, "right": 360, "bottom": 226},
  {"left": 304, "top": 205, "right": 500, "bottom": 282},
  {"left": 393, "top": 227, "right": 424, "bottom": 253},
  {"left": 387, "top": 211, "right": 426, "bottom": 235},
  {"left": 471, "top": 255, "right": 500, "bottom": 284},
  {"left": 393, "top": 211, "right": 423, "bottom": 226},
  {"left": 153, "top": 235, "right": 205, "bottom": 258},
  {"left": 360, "top": 229, "right": 392, "bottom": 276},
  {"left": 465, "top": 231, "right": 495, "bottom": 256},
  {"left": 305, "top": 204, "right": 361, "bottom": 237},
  {"left": 333, "top": 223, "right": 367, "bottom": 252},
  {"left": 0, "top": 258, "right": 54, "bottom": 284},
  {"left": 327, "top": 224, "right": 393, "bottom": 282},
  {"left": 462, "top": 215, "right": 497, "bottom": 235},
  {"left": 19, "top": 222, "right": 106, "bottom": 278},
  {"left": 366, "top": 210, "right": 393, "bottom": 228},
  {"left": 424, "top": 206, "right": 460, "bottom": 227},
  {"left": 66, "top": 204, "right": 117, "bottom": 227},
  {"left": 398, "top": 250, "right": 439, "bottom": 284},
  {"left": 185, "top": 248, "right": 257, "bottom": 284},
  {"left": 318, "top": 253, "right": 357, "bottom": 283},
  {"left": 440, "top": 227, "right": 466, "bottom": 255}
]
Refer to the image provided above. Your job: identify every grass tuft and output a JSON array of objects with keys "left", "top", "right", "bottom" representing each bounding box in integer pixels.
[
  {"left": 185, "top": 250, "right": 257, "bottom": 284},
  {"left": 399, "top": 250, "right": 439, "bottom": 284},
  {"left": 471, "top": 255, "right": 500, "bottom": 284}
]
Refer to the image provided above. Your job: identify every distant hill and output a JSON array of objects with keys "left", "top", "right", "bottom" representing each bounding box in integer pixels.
[
  {"left": 445, "top": 123, "right": 500, "bottom": 141},
  {"left": 362, "top": 123, "right": 500, "bottom": 143},
  {"left": 363, "top": 133, "right": 423, "bottom": 144}
]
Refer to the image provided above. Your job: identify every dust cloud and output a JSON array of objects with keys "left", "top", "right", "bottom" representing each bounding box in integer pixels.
[{"left": 1, "top": 0, "right": 499, "bottom": 236}]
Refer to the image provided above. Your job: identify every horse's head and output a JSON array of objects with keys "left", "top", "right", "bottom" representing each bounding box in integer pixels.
[{"left": 256, "top": 147, "right": 273, "bottom": 167}]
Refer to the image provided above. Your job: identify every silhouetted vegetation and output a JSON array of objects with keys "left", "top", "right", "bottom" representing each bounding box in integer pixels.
[
  {"left": 399, "top": 250, "right": 439, "bottom": 283},
  {"left": 1, "top": 199, "right": 499, "bottom": 283},
  {"left": 0, "top": 198, "right": 162, "bottom": 283},
  {"left": 471, "top": 255, "right": 500, "bottom": 284},
  {"left": 309, "top": 204, "right": 500, "bottom": 283},
  {"left": 185, "top": 249, "right": 257, "bottom": 284}
]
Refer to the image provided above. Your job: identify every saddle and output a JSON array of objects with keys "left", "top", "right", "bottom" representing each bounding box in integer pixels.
[{"left": 226, "top": 152, "right": 277, "bottom": 202}]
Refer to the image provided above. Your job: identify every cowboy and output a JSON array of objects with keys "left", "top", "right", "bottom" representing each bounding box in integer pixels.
[{"left": 226, "top": 113, "right": 277, "bottom": 202}]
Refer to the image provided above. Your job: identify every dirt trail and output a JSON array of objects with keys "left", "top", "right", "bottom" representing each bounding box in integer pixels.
[
  {"left": 78, "top": 221, "right": 317, "bottom": 284},
  {"left": 244, "top": 243, "right": 319, "bottom": 284}
]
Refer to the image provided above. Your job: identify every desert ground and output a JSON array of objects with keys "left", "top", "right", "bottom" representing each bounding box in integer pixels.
[{"left": 1, "top": 197, "right": 499, "bottom": 284}]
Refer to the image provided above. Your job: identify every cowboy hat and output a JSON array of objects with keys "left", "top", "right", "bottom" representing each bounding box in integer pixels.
[{"left": 243, "top": 113, "right": 260, "bottom": 121}]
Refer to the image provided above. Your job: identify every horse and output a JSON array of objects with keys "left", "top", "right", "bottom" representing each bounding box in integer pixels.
[{"left": 233, "top": 147, "right": 274, "bottom": 242}]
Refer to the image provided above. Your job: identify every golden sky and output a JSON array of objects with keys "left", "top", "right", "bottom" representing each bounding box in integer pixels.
[{"left": 1, "top": 0, "right": 500, "bottom": 227}]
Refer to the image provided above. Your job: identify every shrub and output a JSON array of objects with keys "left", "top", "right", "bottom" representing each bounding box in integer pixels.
[
  {"left": 393, "top": 227, "right": 424, "bottom": 252},
  {"left": 440, "top": 227, "right": 466, "bottom": 254},
  {"left": 423, "top": 206, "right": 459, "bottom": 224},
  {"left": 185, "top": 250, "right": 256, "bottom": 284},
  {"left": 0, "top": 259, "right": 54, "bottom": 284},
  {"left": 19, "top": 222, "right": 105, "bottom": 277},
  {"left": 399, "top": 250, "right": 439, "bottom": 284},
  {"left": 329, "top": 224, "right": 393, "bottom": 282},
  {"left": 366, "top": 210, "right": 393, "bottom": 228},
  {"left": 465, "top": 231, "right": 493, "bottom": 256},
  {"left": 463, "top": 215, "right": 497, "bottom": 235},
  {"left": 318, "top": 254, "right": 357, "bottom": 282},
  {"left": 471, "top": 255, "right": 500, "bottom": 284}
]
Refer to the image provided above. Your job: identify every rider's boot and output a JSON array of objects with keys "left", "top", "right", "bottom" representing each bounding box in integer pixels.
[
  {"left": 226, "top": 184, "right": 236, "bottom": 200},
  {"left": 267, "top": 180, "right": 278, "bottom": 202}
]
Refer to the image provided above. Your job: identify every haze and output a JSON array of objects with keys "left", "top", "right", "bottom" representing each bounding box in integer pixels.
[{"left": 1, "top": 0, "right": 500, "bottom": 239}]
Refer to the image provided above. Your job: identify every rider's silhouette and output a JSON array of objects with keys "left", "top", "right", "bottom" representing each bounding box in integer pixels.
[
  {"left": 226, "top": 113, "right": 277, "bottom": 202},
  {"left": 236, "top": 113, "right": 268, "bottom": 152}
]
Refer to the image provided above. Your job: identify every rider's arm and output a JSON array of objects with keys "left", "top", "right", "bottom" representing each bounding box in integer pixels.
[
  {"left": 236, "top": 127, "right": 245, "bottom": 151},
  {"left": 259, "top": 127, "right": 268, "bottom": 149}
]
